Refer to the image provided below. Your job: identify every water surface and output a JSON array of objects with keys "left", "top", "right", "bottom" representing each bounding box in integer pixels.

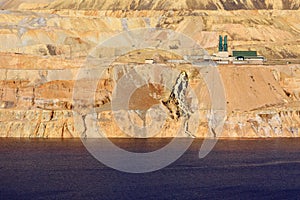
[{"left": 0, "top": 138, "right": 300, "bottom": 199}]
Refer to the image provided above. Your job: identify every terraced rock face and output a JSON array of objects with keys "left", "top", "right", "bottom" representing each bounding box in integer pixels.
[
  {"left": 0, "top": 9, "right": 300, "bottom": 61},
  {"left": 1, "top": 52, "right": 299, "bottom": 138},
  {"left": 0, "top": 2, "right": 299, "bottom": 138},
  {"left": 1, "top": 0, "right": 300, "bottom": 10}
]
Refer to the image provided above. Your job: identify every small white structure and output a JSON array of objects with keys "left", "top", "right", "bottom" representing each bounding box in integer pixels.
[{"left": 145, "top": 59, "right": 154, "bottom": 64}]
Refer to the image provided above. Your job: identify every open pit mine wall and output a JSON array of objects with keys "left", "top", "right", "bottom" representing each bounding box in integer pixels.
[
  {"left": 1, "top": 9, "right": 300, "bottom": 60},
  {"left": 0, "top": 60, "right": 299, "bottom": 138},
  {"left": 1, "top": 0, "right": 300, "bottom": 10},
  {"left": 0, "top": 6, "right": 300, "bottom": 138}
]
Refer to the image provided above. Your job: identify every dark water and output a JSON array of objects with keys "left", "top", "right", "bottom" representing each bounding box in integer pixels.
[{"left": 0, "top": 138, "right": 300, "bottom": 200}]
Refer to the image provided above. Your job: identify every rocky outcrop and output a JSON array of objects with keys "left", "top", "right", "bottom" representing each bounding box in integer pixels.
[
  {"left": 223, "top": 107, "right": 300, "bottom": 137},
  {"left": 220, "top": 65, "right": 300, "bottom": 138},
  {"left": 0, "top": 109, "right": 77, "bottom": 138}
]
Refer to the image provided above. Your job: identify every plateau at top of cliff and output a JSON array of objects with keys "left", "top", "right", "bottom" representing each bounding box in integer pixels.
[{"left": 1, "top": 0, "right": 300, "bottom": 10}]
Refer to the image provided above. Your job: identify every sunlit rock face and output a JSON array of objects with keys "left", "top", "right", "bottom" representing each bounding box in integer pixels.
[
  {"left": 1, "top": 0, "right": 300, "bottom": 10},
  {"left": 0, "top": 1, "right": 300, "bottom": 138},
  {"left": 1, "top": 59, "right": 299, "bottom": 138},
  {"left": 163, "top": 71, "right": 190, "bottom": 120}
]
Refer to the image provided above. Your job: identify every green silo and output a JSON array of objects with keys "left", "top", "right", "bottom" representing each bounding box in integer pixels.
[
  {"left": 219, "top": 35, "right": 223, "bottom": 52},
  {"left": 224, "top": 35, "right": 228, "bottom": 52}
]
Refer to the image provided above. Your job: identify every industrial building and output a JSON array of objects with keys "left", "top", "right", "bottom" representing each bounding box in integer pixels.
[
  {"left": 144, "top": 35, "right": 266, "bottom": 65},
  {"left": 211, "top": 35, "right": 266, "bottom": 64}
]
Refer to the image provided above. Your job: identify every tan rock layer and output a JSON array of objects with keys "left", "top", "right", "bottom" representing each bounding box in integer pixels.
[
  {"left": 1, "top": 0, "right": 300, "bottom": 10},
  {"left": 0, "top": 63, "right": 299, "bottom": 138},
  {"left": 0, "top": 10, "right": 300, "bottom": 60},
  {"left": 0, "top": 8, "right": 299, "bottom": 138}
]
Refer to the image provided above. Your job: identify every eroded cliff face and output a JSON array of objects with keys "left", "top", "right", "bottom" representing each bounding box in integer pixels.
[
  {"left": 221, "top": 65, "right": 300, "bottom": 137},
  {"left": 0, "top": 52, "right": 299, "bottom": 138},
  {"left": 0, "top": 9, "right": 300, "bottom": 60},
  {"left": 0, "top": 5, "right": 300, "bottom": 138},
  {"left": 1, "top": 0, "right": 300, "bottom": 10}
]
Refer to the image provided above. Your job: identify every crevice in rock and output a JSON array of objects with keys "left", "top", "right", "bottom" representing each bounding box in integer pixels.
[
  {"left": 81, "top": 114, "right": 87, "bottom": 138},
  {"left": 49, "top": 110, "right": 54, "bottom": 121},
  {"left": 31, "top": 88, "right": 35, "bottom": 106},
  {"left": 162, "top": 71, "right": 194, "bottom": 137}
]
